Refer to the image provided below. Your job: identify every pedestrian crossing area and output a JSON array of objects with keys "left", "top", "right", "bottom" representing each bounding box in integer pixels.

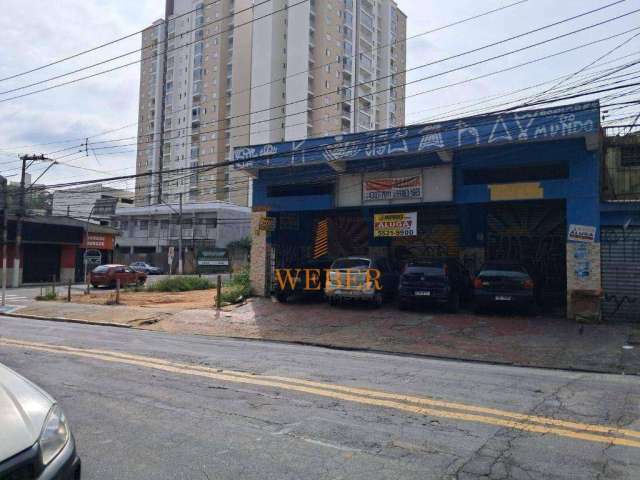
[{"left": 3, "top": 294, "right": 29, "bottom": 304}]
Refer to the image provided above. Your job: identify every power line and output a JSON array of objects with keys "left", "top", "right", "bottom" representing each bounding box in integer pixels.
[
  {"left": 0, "top": 0, "right": 635, "bottom": 114},
  {"left": 77, "top": 26, "right": 640, "bottom": 158},
  {"left": 0, "top": 0, "right": 239, "bottom": 84},
  {"left": 12, "top": 100, "right": 611, "bottom": 197}
]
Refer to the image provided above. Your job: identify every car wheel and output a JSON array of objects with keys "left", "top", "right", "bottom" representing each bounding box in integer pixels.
[
  {"left": 91, "top": 284, "right": 98, "bottom": 289},
  {"left": 137, "top": 279, "right": 146, "bottom": 286},
  {"left": 447, "top": 292, "right": 460, "bottom": 313}
]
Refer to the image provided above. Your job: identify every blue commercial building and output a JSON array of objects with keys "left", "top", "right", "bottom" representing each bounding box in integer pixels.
[{"left": 236, "top": 101, "right": 605, "bottom": 318}]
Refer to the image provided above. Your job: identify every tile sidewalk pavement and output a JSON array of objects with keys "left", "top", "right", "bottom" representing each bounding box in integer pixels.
[{"left": 8, "top": 298, "right": 639, "bottom": 374}]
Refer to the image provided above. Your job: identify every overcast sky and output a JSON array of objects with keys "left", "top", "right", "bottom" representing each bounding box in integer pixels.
[{"left": 0, "top": 0, "right": 638, "bottom": 188}]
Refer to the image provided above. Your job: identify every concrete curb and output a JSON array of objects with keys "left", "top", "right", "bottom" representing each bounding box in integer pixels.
[
  {"left": 4, "top": 312, "right": 637, "bottom": 376},
  {"left": 2, "top": 312, "right": 132, "bottom": 329},
  {"left": 187, "top": 333, "right": 639, "bottom": 377}
]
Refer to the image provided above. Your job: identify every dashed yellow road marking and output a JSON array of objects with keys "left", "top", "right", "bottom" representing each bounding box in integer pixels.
[{"left": 2, "top": 337, "right": 639, "bottom": 448}]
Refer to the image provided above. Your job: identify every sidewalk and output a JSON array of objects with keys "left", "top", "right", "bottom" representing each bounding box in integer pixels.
[{"left": 8, "top": 297, "right": 639, "bottom": 374}]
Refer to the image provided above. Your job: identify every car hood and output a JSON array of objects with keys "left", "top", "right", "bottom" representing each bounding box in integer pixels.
[{"left": 0, "top": 363, "right": 54, "bottom": 461}]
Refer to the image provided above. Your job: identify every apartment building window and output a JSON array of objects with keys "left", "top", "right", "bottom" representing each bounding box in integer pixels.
[
  {"left": 166, "top": 81, "right": 174, "bottom": 92},
  {"left": 139, "top": 220, "right": 149, "bottom": 231},
  {"left": 193, "top": 68, "right": 203, "bottom": 81}
]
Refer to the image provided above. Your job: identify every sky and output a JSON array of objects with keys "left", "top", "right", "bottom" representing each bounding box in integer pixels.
[{"left": 0, "top": 0, "right": 638, "bottom": 188}]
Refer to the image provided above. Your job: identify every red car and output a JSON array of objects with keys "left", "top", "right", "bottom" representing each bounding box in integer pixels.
[{"left": 90, "top": 264, "right": 147, "bottom": 288}]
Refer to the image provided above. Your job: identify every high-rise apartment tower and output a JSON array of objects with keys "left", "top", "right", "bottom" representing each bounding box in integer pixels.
[{"left": 135, "top": 0, "right": 406, "bottom": 207}]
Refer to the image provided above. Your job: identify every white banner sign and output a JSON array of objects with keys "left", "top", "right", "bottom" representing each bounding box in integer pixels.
[
  {"left": 364, "top": 176, "right": 422, "bottom": 202},
  {"left": 568, "top": 224, "right": 596, "bottom": 243}
]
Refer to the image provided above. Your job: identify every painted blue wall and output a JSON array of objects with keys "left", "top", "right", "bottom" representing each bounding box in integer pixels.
[{"left": 455, "top": 138, "right": 600, "bottom": 241}]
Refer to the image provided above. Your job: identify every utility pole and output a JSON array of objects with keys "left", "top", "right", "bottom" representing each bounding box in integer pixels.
[
  {"left": 178, "top": 192, "right": 183, "bottom": 275},
  {"left": 14, "top": 154, "right": 51, "bottom": 287},
  {"left": 1, "top": 177, "right": 7, "bottom": 306}
]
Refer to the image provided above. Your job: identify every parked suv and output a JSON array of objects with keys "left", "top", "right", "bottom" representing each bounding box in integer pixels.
[
  {"left": 473, "top": 262, "right": 535, "bottom": 312},
  {"left": 398, "top": 258, "right": 473, "bottom": 312},
  {"left": 90, "top": 264, "right": 147, "bottom": 288},
  {"left": 325, "top": 257, "right": 399, "bottom": 307}
]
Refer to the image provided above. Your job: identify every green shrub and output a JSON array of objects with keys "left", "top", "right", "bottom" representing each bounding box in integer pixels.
[
  {"left": 220, "top": 267, "right": 251, "bottom": 304},
  {"left": 36, "top": 291, "right": 57, "bottom": 301},
  {"left": 147, "top": 276, "right": 214, "bottom": 292}
]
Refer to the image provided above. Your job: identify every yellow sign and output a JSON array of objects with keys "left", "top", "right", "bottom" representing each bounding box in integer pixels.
[
  {"left": 258, "top": 217, "right": 276, "bottom": 232},
  {"left": 373, "top": 212, "right": 417, "bottom": 237},
  {"left": 489, "top": 182, "right": 543, "bottom": 201}
]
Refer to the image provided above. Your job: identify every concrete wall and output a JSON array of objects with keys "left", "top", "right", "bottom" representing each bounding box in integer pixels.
[{"left": 249, "top": 210, "right": 269, "bottom": 296}]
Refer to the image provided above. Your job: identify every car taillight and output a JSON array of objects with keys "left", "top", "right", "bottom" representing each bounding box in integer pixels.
[
  {"left": 473, "top": 278, "right": 483, "bottom": 289},
  {"left": 523, "top": 279, "right": 534, "bottom": 289}
]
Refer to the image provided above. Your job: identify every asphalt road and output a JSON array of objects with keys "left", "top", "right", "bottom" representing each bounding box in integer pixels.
[{"left": 1, "top": 316, "right": 639, "bottom": 479}]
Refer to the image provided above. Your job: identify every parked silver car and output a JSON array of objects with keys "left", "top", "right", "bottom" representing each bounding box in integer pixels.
[{"left": 0, "top": 363, "right": 81, "bottom": 479}]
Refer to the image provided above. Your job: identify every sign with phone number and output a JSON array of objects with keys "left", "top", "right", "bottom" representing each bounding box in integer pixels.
[{"left": 373, "top": 212, "right": 417, "bottom": 237}]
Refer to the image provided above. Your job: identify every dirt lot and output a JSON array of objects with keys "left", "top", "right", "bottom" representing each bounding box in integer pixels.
[{"left": 66, "top": 289, "right": 216, "bottom": 310}]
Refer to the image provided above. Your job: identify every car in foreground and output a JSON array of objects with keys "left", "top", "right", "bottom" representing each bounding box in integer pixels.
[
  {"left": 0, "top": 363, "right": 81, "bottom": 479},
  {"left": 398, "top": 258, "right": 473, "bottom": 312},
  {"left": 473, "top": 262, "right": 535, "bottom": 312},
  {"left": 130, "top": 261, "right": 163, "bottom": 275},
  {"left": 90, "top": 264, "right": 147, "bottom": 288},
  {"left": 325, "top": 256, "right": 398, "bottom": 307},
  {"left": 274, "top": 259, "right": 333, "bottom": 303}
]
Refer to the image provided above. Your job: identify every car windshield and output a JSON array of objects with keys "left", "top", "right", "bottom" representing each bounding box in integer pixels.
[
  {"left": 93, "top": 265, "right": 109, "bottom": 273},
  {"left": 404, "top": 263, "right": 446, "bottom": 276},
  {"left": 331, "top": 258, "right": 371, "bottom": 270}
]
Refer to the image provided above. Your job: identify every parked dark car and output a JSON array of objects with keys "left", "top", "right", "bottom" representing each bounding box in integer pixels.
[
  {"left": 473, "top": 262, "right": 535, "bottom": 312},
  {"left": 130, "top": 261, "right": 163, "bottom": 275},
  {"left": 90, "top": 264, "right": 147, "bottom": 288},
  {"left": 398, "top": 258, "right": 473, "bottom": 312},
  {"left": 325, "top": 257, "right": 399, "bottom": 307},
  {"left": 274, "top": 259, "right": 333, "bottom": 303}
]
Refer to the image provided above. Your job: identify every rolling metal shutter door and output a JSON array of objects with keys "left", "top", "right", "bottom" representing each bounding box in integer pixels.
[
  {"left": 602, "top": 227, "right": 640, "bottom": 323},
  {"left": 486, "top": 201, "right": 566, "bottom": 308}
]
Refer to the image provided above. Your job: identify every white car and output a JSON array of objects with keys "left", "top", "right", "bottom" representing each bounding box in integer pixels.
[{"left": 0, "top": 363, "right": 81, "bottom": 479}]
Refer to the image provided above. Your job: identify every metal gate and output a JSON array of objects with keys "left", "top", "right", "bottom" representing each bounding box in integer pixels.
[
  {"left": 486, "top": 201, "right": 566, "bottom": 309},
  {"left": 601, "top": 227, "right": 640, "bottom": 322}
]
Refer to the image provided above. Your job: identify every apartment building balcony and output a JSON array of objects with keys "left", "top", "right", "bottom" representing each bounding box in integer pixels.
[{"left": 361, "top": 0, "right": 374, "bottom": 15}]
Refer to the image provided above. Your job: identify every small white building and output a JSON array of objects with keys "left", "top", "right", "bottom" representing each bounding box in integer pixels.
[
  {"left": 52, "top": 184, "right": 134, "bottom": 225},
  {"left": 113, "top": 201, "right": 250, "bottom": 255}
]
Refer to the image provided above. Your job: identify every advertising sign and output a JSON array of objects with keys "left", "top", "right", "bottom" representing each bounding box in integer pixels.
[
  {"left": 82, "top": 233, "right": 114, "bottom": 250},
  {"left": 84, "top": 249, "right": 102, "bottom": 266},
  {"left": 197, "top": 249, "right": 229, "bottom": 273},
  {"left": 568, "top": 224, "right": 596, "bottom": 243},
  {"left": 373, "top": 212, "right": 418, "bottom": 237},
  {"left": 258, "top": 217, "right": 276, "bottom": 232},
  {"left": 364, "top": 176, "right": 422, "bottom": 202}
]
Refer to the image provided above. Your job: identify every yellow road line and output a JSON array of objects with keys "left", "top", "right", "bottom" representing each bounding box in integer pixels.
[{"left": 2, "top": 338, "right": 639, "bottom": 448}]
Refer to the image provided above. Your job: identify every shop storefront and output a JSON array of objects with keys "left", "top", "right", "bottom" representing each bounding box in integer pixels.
[{"left": 237, "top": 101, "right": 602, "bottom": 318}]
